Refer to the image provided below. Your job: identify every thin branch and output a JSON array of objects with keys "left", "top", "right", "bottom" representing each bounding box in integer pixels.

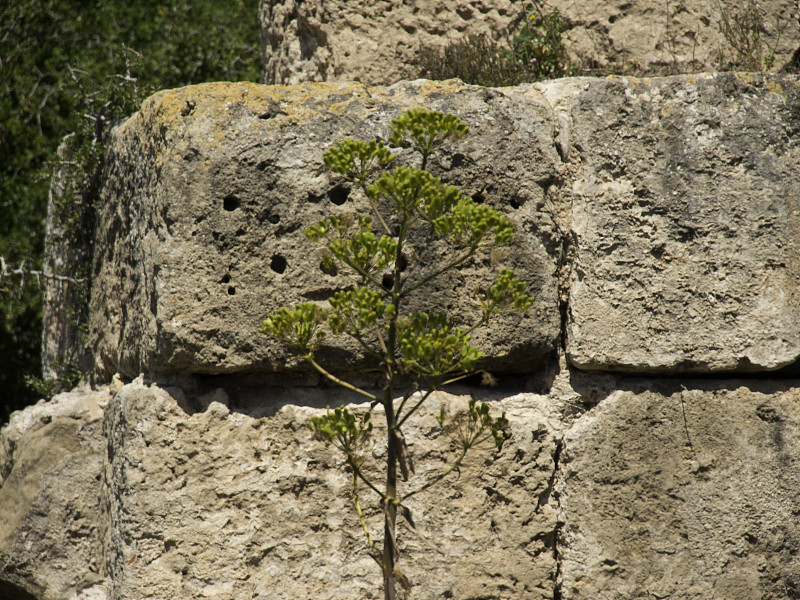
[
  {"left": 401, "top": 444, "right": 469, "bottom": 503},
  {"left": 307, "top": 356, "right": 378, "bottom": 402},
  {"left": 352, "top": 471, "right": 384, "bottom": 566},
  {"left": 396, "top": 388, "right": 435, "bottom": 429},
  {"left": 360, "top": 181, "right": 393, "bottom": 237},
  {"left": 401, "top": 248, "right": 476, "bottom": 297},
  {"left": 0, "top": 257, "right": 86, "bottom": 286},
  {"left": 679, "top": 385, "right": 695, "bottom": 453}
]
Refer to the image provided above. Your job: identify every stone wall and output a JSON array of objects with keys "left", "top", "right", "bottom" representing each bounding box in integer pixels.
[
  {"left": 259, "top": 0, "right": 800, "bottom": 86},
  {"left": 3, "top": 72, "right": 800, "bottom": 599}
]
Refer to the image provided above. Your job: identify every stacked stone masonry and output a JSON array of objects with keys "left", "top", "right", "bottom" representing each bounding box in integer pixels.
[
  {"left": 259, "top": 0, "right": 800, "bottom": 86},
  {"left": 2, "top": 72, "right": 800, "bottom": 599}
]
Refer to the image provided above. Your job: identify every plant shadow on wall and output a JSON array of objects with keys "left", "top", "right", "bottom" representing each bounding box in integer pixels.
[{"left": 261, "top": 109, "right": 532, "bottom": 599}]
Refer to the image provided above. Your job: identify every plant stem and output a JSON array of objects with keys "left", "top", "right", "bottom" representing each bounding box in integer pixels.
[
  {"left": 307, "top": 357, "right": 378, "bottom": 402},
  {"left": 401, "top": 247, "right": 476, "bottom": 297},
  {"left": 402, "top": 444, "right": 470, "bottom": 503},
  {"left": 383, "top": 386, "right": 398, "bottom": 600}
]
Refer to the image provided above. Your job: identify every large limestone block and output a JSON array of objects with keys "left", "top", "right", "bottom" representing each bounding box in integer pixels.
[
  {"left": 557, "top": 380, "right": 800, "bottom": 600},
  {"left": 90, "top": 80, "right": 561, "bottom": 380},
  {"left": 104, "top": 380, "right": 562, "bottom": 599},
  {"left": 259, "top": 0, "right": 799, "bottom": 86},
  {"left": 559, "top": 73, "right": 800, "bottom": 373},
  {"left": 0, "top": 387, "right": 110, "bottom": 600},
  {"left": 260, "top": 0, "right": 529, "bottom": 86}
]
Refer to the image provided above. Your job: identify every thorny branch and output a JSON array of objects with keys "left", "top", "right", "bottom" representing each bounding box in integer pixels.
[{"left": 0, "top": 256, "right": 86, "bottom": 287}]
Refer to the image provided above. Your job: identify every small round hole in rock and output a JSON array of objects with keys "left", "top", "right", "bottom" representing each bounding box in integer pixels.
[
  {"left": 382, "top": 274, "right": 394, "bottom": 290},
  {"left": 268, "top": 214, "right": 280, "bottom": 224},
  {"left": 328, "top": 183, "right": 350, "bottom": 206},
  {"left": 270, "top": 255, "right": 287, "bottom": 274},
  {"left": 221, "top": 274, "right": 231, "bottom": 284},
  {"left": 223, "top": 195, "right": 240, "bottom": 211},
  {"left": 227, "top": 286, "right": 236, "bottom": 295}
]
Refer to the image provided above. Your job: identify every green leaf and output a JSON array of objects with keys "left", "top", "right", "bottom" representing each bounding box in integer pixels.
[
  {"left": 476, "top": 268, "right": 533, "bottom": 318},
  {"left": 397, "top": 312, "right": 482, "bottom": 378},
  {"left": 306, "top": 213, "right": 398, "bottom": 280},
  {"left": 259, "top": 303, "right": 327, "bottom": 356},
  {"left": 389, "top": 109, "right": 469, "bottom": 161},
  {"left": 309, "top": 405, "right": 373, "bottom": 465},
  {"left": 432, "top": 198, "right": 514, "bottom": 249},
  {"left": 323, "top": 139, "right": 396, "bottom": 186},
  {"left": 328, "top": 287, "right": 395, "bottom": 335}
]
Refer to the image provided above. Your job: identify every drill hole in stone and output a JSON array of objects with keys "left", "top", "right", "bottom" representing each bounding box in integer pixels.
[
  {"left": 223, "top": 195, "right": 241, "bottom": 211},
  {"left": 267, "top": 214, "right": 280, "bottom": 224},
  {"left": 271, "top": 255, "right": 287, "bottom": 274},
  {"left": 227, "top": 286, "right": 236, "bottom": 295},
  {"left": 382, "top": 274, "right": 394, "bottom": 291},
  {"left": 221, "top": 274, "right": 231, "bottom": 284},
  {"left": 328, "top": 183, "right": 350, "bottom": 206}
]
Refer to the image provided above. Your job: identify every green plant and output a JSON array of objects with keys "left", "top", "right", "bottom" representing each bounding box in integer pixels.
[
  {"left": 416, "top": 33, "right": 526, "bottom": 87},
  {"left": 511, "top": 2, "right": 572, "bottom": 80},
  {"left": 260, "top": 109, "right": 532, "bottom": 599},
  {"left": 415, "top": 2, "right": 572, "bottom": 85},
  {"left": 715, "top": 0, "right": 782, "bottom": 71}
]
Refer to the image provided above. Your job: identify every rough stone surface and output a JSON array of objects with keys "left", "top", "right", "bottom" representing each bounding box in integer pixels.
[
  {"left": 103, "top": 379, "right": 560, "bottom": 600},
  {"left": 3, "top": 375, "right": 799, "bottom": 599},
  {"left": 558, "top": 379, "right": 800, "bottom": 600},
  {"left": 0, "top": 386, "right": 110, "bottom": 600},
  {"left": 259, "top": 0, "right": 800, "bottom": 86},
  {"left": 89, "top": 79, "right": 561, "bottom": 381},
  {"left": 12, "top": 69, "right": 800, "bottom": 600},
  {"left": 559, "top": 73, "right": 800, "bottom": 373},
  {"left": 89, "top": 74, "right": 800, "bottom": 382},
  {"left": 260, "top": 0, "right": 529, "bottom": 86}
]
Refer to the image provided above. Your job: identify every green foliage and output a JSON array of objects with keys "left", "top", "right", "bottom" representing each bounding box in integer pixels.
[
  {"left": 261, "top": 304, "right": 328, "bottom": 357},
  {"left": 308, "top": 406, "right": 374, "bottom": 468},
  {"left": 416, "top": 34, "right": 526, "bottom": 87},
  {"left": 714, "top": 0, "right": 783, "bottom": 71},
  {"left": 512, "top": 6, "right": 572, "bottom": 80},
  {"left": 261, "top": 109, "right": 531, "bottom": 598},
  {"left": 396, "top": 313, "right": 481, "bottom": 377},
  {"left": 0, "top": 0, "right": 261, "bottom": 422},
  {"left": 415, "top": 2, "right": 573, "bottom": 86}
]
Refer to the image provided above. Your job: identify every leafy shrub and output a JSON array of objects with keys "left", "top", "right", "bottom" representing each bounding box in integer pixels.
[
  {"left": 715, "top": 0, "right": 783, "bottom": 71},
  {"left": 416, "top": 2, "right": 572, "bottom": 85},
  {"left": 416, "top": 33, "right": 526, "bottom": 87}
]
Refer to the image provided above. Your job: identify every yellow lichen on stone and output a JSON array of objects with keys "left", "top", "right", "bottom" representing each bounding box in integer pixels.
[{"left": 766, "top": 80, "right": 785, "bottom": 98}]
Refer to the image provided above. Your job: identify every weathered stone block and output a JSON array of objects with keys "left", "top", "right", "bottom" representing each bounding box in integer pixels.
[
  {"left": 260, "top": 0, "right": 799, "bottom": 86},
  {"left": 0, "top": 387, "right": 109, "bottom": 600},
  {"left": 558, "top": 380, "right": 800, "bottom": 600},
  {"left": 90, "top": 80, "right": 561, "bottom": 380},
  {"left": 559, "top": 73, "right": 800, "bottom": 373},
  {"left": 260, "top": 0, "right": 529, "bottom": 86},
  {"left": 104, "top": 381, "right": 561, "bottom": 600}
]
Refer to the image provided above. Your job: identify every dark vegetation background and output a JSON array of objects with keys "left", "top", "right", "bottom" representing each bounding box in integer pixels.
[{"left": 0, "top": 0, "right": 262, "bottom": 423}]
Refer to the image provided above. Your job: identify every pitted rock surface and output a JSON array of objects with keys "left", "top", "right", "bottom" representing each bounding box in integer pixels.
[
  {"left": 90, "top": 79, "right": 561, "bottom": 380},
  {"left": 260, "top": 0, "right": 799, "bottom": 86}
]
